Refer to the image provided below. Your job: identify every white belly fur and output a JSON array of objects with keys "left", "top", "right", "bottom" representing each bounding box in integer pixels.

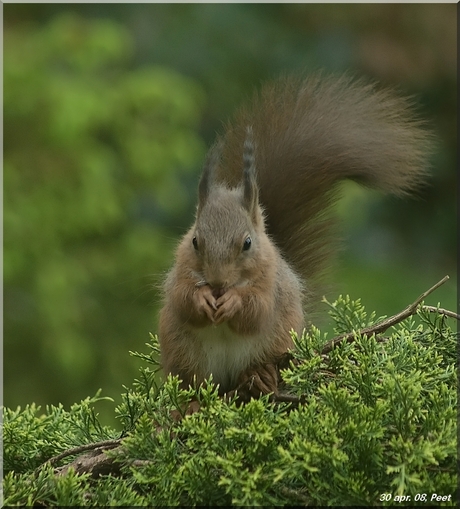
[{"left": 194, "top": 324, "right": 262, "bottom": 391}]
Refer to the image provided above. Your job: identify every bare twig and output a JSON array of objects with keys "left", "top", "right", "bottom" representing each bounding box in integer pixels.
[
  {"left": 278, "top": 485, "right": 311, "bottom": 505},
  {"left": 55, "top": 448, "right": 121, "bottom": 478},
  {"left": 269, "top": 393, "right": 304, "bottom": 405},
  {"left": 321, "top": 275, "right": 450, "bottom": 355},
  {"left": 130, "top": 459, "right": 154, "bottom": 468},
  {"left": 420, "top": 305, "right": 460, "bottom": 321},
  {"left": 44, "top": 439, "right": 122, "bottom": 467}
]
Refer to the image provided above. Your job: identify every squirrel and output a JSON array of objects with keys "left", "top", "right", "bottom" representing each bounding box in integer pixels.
[{"left": 158, "top": 72, "right": 432, "bottom": 397}]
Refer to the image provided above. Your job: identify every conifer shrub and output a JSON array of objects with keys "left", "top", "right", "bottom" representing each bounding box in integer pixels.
[{"left": 3, "top": 295, "right": 457, "bottom": 506}]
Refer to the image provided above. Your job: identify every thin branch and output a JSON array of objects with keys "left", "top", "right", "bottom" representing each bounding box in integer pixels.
[
  {"left": 55, "top": 448, "right": 121, "bottom": 478},
  {"left": 321, "top": 275, "right": 450, "bottom": 355},
  {"left": 278, "top": 486, "right": 311, "bottom": 506},
  {"left": 44, "top": 439, "right": 122, "bottom": 467},
  {"left": 130, "top": 459, "right": 154, "bottom": 468},
  {"left": 269, "top": 393, "right": 304, "bottom": 405},
  {"left": 420, "top": 305, "right": 460, "bottom": 321}
]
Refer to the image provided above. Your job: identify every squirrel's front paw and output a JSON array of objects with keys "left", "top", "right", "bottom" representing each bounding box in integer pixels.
[
  {"left": 193, "top": 285, "right": 217, "bottom": 323},
  {"left": 214, "top": 288, "right": 242, "bottom": 324}
]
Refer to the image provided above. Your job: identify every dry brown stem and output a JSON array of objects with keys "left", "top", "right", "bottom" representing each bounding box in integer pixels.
[{"left": 320, "top": 275, "right": 451, "bottom": 355}]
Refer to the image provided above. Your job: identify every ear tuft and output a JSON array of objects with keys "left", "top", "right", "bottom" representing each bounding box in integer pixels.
[
  {"left": 197, "top": 138, "right": 223, "bottom": 215},
  {"left": 242, "top": 126, "right": 259, "bottom": 220}
]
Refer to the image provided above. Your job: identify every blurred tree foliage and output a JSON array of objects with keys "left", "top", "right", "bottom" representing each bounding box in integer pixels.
[
  {"left": 4, "top": 4, "right": 456, "bottom": 424},
  {"left": 4, "top": 13, "right": 206, "bottom": 418}
]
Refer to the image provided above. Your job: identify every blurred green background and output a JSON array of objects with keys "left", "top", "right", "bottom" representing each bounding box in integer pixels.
[{"left": 4, "top": 4, "right": 456, "bottom": 426}]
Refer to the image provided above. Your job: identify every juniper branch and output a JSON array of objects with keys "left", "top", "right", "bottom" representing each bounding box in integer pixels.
[
  {"left": 420, "top": 305, "right": 460, "bottom": 320},
  {"left": 321, "top": 275, "right": 451, "bottom": 355},
  {"left": 43, "top": 439, "right": 122, "bottom": 468}
]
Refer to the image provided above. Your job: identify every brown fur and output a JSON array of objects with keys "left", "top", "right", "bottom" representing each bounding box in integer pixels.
[{"left": 158, "top": 72, "right": 432, "bottom": 395}]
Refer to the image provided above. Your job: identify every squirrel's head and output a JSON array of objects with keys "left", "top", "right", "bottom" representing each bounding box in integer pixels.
[{"left": 190, "top": 127, "right": 268, "bottom": 292}]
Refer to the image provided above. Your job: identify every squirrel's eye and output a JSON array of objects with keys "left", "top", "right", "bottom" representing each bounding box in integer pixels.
[
  {"left": 242, "top": 236, "right": 252, "bottom": 251},
  {"left": 192, "top": 236, "right": 198, "bottom": 250}
]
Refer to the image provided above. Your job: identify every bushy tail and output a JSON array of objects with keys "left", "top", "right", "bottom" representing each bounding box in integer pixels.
[{"left": 216, "top": 72, "right": 433, "bottom": 298}]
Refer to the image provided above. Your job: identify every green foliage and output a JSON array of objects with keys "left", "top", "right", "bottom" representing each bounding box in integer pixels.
[
  {"left": 4, "top": 297, "right": 457, "bottom": 506},
  {"left": 3, "top": 392, "right": 116, "bottom": 475},
  {"left": 4, "top": 13, "right": 206, "bottom": 413}
]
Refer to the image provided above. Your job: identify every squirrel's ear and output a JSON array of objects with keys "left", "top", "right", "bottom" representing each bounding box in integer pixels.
[
  {"left": 242, "top": 126, "right": 259, "bottom": 221},
  {"left": 197, "top": 139, "right": 223, "bottom": 215}
]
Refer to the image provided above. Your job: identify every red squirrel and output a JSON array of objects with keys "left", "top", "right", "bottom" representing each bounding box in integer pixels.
[{"left": 158, "top": 73, "right": 431, "bottom": 396}]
